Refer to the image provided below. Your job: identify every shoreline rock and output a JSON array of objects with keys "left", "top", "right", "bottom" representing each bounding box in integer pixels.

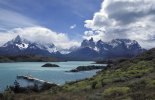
[
  {"left": 41, "top": 63, "right": 60, "bottom": 67},
  {"left": 68, "top": 65, "right": 106, "bottom": 72}
]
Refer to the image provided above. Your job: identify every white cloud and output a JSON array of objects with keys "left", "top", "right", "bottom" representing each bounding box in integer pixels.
[
  {"left": 0, "top": 8, "right": 38, "bottom": 30},
  {"left": 84, "top": 0, "right": 155, "bottom": 49},
  {"left": 0, "top": 27, "right": 80, "bottom": 50},
  {"left": 83, "top": 30, "right": 105, "bottom": 42},
  {"left": 70, "top": 24, "right": 77, "bottom": 29},
  {"left": 0, "top": 7, "right": 80, "bottom": 50}
]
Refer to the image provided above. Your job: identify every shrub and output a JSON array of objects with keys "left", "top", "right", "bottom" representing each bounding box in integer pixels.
[
  {"left": 91, "top": 81, "right": 97, "bottom": 89},
  {"left": 1, "top": 91, "right": 14, "bottom": 100},
  {"left": 122, "top": 97, "right": 133, "bottom": 100},
  {"left": 146, "top": 80, "right": 155, "bottom": 88},
  {"left": 103, "top": 87, "right": 130, "bottom": 97}
]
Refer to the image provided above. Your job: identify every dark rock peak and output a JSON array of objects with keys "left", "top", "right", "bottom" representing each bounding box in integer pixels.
[
  {"left": 12, "top": 35, "right": 30, "bottom": 44},
  {"left": 89, "top": 37, "right": 94, "bottom": 42},
  {"left": 14, "top": 35, "right": 23, "bottom": 42},
  {"left": 15, "top": 35, "right": 21, "bottom": 40},
  {"left": 96, "top": 40, "right": 106, "bottom": 45},
  {"left": 81, "top": 38, "right": 95, "bottom": 49}
]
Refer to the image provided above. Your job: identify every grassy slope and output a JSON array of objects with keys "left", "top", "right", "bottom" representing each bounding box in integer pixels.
[{"left": 2, "top": 48, "right": 155, "bottom": 100}]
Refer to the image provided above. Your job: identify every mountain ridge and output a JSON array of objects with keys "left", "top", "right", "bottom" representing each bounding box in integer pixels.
[
  {"left": 67, "top": 38, "right": 145, "bottom": 60},
  {"left": 0, "top": 35, "right": 145, "bottom": 61}
]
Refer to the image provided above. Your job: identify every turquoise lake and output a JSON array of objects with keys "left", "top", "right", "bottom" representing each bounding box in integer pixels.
[{"left": 0, "top": 61, "right": 105, "bottom": 92}]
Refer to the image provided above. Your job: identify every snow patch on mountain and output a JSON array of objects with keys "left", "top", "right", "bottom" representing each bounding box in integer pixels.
[{"left": 15, "top": 43, "right": 29, "bottom": 50}]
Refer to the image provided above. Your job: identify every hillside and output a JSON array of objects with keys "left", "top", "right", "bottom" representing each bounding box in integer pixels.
[
  {"left": 0, "top": 55, "right": 62, "bottom": 62},
  {"left": 1, "top": 48, "right": 155, "bottom": 100}
]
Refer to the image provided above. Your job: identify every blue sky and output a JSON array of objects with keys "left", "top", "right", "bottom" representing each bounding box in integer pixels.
[
  {"left": 0, "top": 0, "right": 102, "bottom": 40},
  {"left": 0, "top": 0, "right": 155, "bottom": 49}
]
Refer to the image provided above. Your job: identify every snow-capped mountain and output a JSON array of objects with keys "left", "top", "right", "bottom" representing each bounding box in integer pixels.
[
  {"left": 0, "top": 35, "right": 145, "bottom": 60},
  {"left": 67, "top": 38, "right": 145, "bottom": 60},
  {"left": 2, "top": 35, "right": 30, "bottom": 50},
  {"left": 0, "top": 35, "right": 59, "bottom": 56}
]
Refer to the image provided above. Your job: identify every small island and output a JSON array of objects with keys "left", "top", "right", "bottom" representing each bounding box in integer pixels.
[
  {"left": 68, "top": 65, "right": 105, "bottom": 72},
  {"left": 41, "top": 63, "right": 60, "bottom": 67}
]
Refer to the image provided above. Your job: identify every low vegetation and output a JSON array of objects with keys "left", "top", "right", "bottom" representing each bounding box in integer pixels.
[
  {"left": 102, "top": 86, "right": 130, "bottom": 97},
  {"left": 1, "top": 48, "right": 155, "bottom": 100}
]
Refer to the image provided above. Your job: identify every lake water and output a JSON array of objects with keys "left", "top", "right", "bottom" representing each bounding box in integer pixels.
[{"left": 0, "top": 61, "right": 105, "bottom": 92}]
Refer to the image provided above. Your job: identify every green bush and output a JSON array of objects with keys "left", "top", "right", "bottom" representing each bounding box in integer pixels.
[
  {"left": 128, "top": 80, "right": 147, "bottom": 91},
  {"left": 63, "top": 81, "right": 91, "bottom": 91},
  {"left": 122, "top": 97, "right": 133, "bottom": 100},
  {"left": 103, "top": 87, "right": 130, "bottom": 97},
  {"left": 146, "top": 80, "right": 155, "bottom": 88},
  {"left": 91, "top": 81, "right": 97, "bottom": 89}
]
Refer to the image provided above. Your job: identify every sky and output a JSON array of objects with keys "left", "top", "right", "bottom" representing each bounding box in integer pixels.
[{"left": 0, "top": 0, "right": 155, "bottom": 49}]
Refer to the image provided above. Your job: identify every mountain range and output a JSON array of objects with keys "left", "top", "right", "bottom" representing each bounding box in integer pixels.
[
  {"left": 67, "top": 38, "right": 145, "bottom": 60},
  {"left": 0, "top": 35, "right": 145, "bottom": 61}
]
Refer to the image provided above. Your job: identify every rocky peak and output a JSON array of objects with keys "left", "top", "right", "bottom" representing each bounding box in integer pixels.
[
  {"left": 13, "top": 35, "right": 26, "bottom": 44},
  {"left": 81, "top": 39, "right": 89, "bottom": 47},
  {"left": 15, "top": 35, "right": 21, "bottom": 41},
  {"left": 89, "top": 37, "right": 94, "bottom": 42},
  {"left": 96, "top": 40, "right": 104, "bottom": 45},
  {"left": 89, "top": 38, "right": 95, "bottom": 49},
  {"left": 3, "top": 35, "right": 29, "bottom": 48},
  {"left": 81, "top": 37, "right": 95, "bottom": 49}
]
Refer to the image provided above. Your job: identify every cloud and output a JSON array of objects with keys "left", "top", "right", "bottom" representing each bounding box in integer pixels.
[
  {"left": 0, "top": 27, "right": 80, "bottom": 50},
  {"left": 0, "top": 6, "right": 80, "bottom": 50},
  {"left": 84, "top": 0, "right": 155, "bottom": 49},
  {"left": 70, "top": 24, "right": 77, "bottom": 29},
  {"left": 61, "top": 0, "right": 99, "bottom": 18},
  {"left": 0, "top": 8, "right": 38, "bottom": 30},
  {"left": 83, "top": 30, "right": 105, "bottom": 42},
  {"left": 0, "top": 4, "right": 80, "bottom": 50}
]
